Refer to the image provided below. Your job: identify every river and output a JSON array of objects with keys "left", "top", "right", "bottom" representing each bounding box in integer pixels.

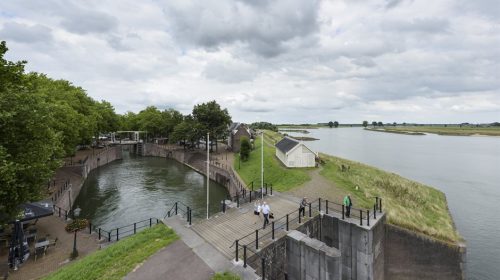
[
  {"left": 73, "top": 152, "right": 229, "bottom": 231},
  {"left": 285, "top": 127, "right": 499, "bottom": 280}
]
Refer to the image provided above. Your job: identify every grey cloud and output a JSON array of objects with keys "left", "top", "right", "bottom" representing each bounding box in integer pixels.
[
  {"left": 0, "top": 22, "right": 53, "bottom": 43},
  {"left": 382, "top": 18, "right": 450, "bottom": 34},
  {"left": 163, "top": 0, "right": 320, "bottom": 57},
  {"left": 61, "top": 10, "right": 117, "bottom": 34}
]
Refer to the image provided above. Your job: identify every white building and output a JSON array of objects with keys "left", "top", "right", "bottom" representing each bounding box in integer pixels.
[{"left": 275, "top": 137, "right": 316, "bottom": 168}]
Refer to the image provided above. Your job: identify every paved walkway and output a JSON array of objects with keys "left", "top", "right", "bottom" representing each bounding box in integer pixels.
[
  {"left": 124, "top": 240, "right": 214, "bottom": 280},
  {"left": 1, "top": 216, "right": 99, "bottom": 280}
]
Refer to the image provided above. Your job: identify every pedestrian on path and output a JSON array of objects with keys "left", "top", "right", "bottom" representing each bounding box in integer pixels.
[
  {"left": 299, "top": 197, "right": 308, "bottom": 217},
  {"left": 253, "top": 201, "right": 262, "bottom": 224},
  {"left": 262, "top": 201, "right": 271, "bottom": 229},
  {"left": 344, "top": 195, "right": 352, "bottom": 218}
]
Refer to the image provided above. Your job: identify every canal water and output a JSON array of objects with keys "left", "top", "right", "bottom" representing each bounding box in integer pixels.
[
  {"left": 73, "top": 152, "right": 228, "bottom": 231},
  {"left": 285, "top": 127, "right": 500, "bottom": 280}
]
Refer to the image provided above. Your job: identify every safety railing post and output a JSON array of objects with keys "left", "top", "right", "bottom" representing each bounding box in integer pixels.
[
  {"left": 367, "top": 210, "right": 370, "bottom": 226},
  {"left": 134, "top": 223, "right": 137, "bottom": 234},
  {"left": 235, "top": 240, "right": 239, "bottom": 262},
  {"left": 186, "top": 207, "right": 190, "bottom": 222},
  {"left": 261, "top": 257, "right": 266, "bottom": 280},
  {"left": 243, "top": 245, "right": 247, "bottom": 268},
  {"left": 272, "top": 222, "right": 275, "bottom": 240},
  {"left": 189, "top": 209, "right": 192, "bottom": 226},
  {"left": 150, "top": 218, "right": 152, "bottom": 227},
  {"left": 342, "top": 205, "right": 345, "bottom": 220},
  {"left": 117, "top": 228, "right": 119, "bottom": 241},
  {"left": 379, "top": 198, "right": 383, "bottom": 213},
  {"left": 326, "top": 200, "right": 329, "bottom": 214},
  {"left": 299, "top": 210, "right": 302, "bottom": 224},
  {"left": 286, "top": 214, "right": 289, "bottom": 231},
  {"left": 108, "top": 232, "right": 111, "bottom": 242},
  {"left": 373, "top": 204, "right": 377, "bottom": 220},
  {"left": 255, "top": 229, "right": 259, "bottom": 250},
  {"left": 237, "top": 195, "right": 240, "bottom": 208},
  {"left": 319, "top": 198, "right": 322, "bottom": 212},
  {"left": 175, "top": 202, "right": 178, "bottom": 215},
  {"left": 359, "top": 210, "right": 363, "bottom": 226},
  {"left": 98, "top": 228, "right": 101, "bottom": 240},
  {"left": 89, "top": 222, "right": 92, "bottom": 234},
  {"left": 375, "top": 197, "right": 379, "bottom": 210},
  {"left": 270, "top": 184, "right": 273, "bottom": 195},
  {"left": 223, "top": 200, "right": 226, "bottom": 213},
  {"left": 309, "top": 203, "right": 312, "bottom": 218},
  {"left": 250, "top": 191, "right": 252, "bottom": 203}
]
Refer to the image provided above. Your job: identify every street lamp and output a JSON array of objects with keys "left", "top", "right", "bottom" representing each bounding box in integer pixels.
[{"left": 71, "top": 207, "right": 81, "bottom": 259}]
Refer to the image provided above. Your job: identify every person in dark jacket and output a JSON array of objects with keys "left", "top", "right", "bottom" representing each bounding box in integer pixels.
[{"left": 299, "top": 197, "right": 308, "bottom": 217}]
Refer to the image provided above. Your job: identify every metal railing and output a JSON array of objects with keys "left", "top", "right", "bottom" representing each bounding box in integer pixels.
[
  {"left": 91, "top": 218, "right": 162, "bottom": 242},
  {"left": 232, "top": 196, "right": 383, "bottom": 278}
]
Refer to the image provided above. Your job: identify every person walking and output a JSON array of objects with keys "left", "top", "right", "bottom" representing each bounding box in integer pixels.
[
  {"left": 262, "top": 201, "right": 271, "bottom": 229},
  {"left": 253, "top": 201, "right": 262, "bottom": 224},
  {"left": 299, "top": 197, "right": 308, "bottom": 217},
  {"left": 344, "top": 194, "right": 352, "bottom": 218}
]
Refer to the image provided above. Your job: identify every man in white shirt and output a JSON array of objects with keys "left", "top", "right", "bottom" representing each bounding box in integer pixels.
[{"left": 261, "top": 201, "right": 271, "bottom": 229}]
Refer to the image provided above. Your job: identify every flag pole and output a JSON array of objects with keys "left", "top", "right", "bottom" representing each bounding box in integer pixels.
[
  {"left": 261, "top": 131, "right": 264, "bottom": 200},
  {"left": 207, "top": 132, "right": 210, "bottom": 219}
]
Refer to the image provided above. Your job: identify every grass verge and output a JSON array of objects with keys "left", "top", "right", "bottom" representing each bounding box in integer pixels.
[
  {"left": 212, "top": 271, "right": 241, "bottom": 280},
  {"left": 43, "top": 223, "right": 178, "bottom": 280},
  {"left": 319, "top": 153, "right": 461, "bottom": 243},
  {"left": 234, "top": 130, "right": 310, "bottom": 192}
]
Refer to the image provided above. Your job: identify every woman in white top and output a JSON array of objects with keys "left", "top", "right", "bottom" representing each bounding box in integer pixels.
[{"left": 254, "top": 201, "right": 262, "bottom": 224}]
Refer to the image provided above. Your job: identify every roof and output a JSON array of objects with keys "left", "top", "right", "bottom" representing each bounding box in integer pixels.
[{"left": 275, "top": 137, "right": 300, "bottom": 153}]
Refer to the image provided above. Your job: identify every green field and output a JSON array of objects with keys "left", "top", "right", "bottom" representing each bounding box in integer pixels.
[
  {"left": 43, "top": 224, "right": 178, "bottom": 280},
  {"left": 376, "top": 126, "right": 500, "bottom": 136},
  {"left": 320, "top": 154, "right": 460, "bottom": 243},
  {"left": 234, "top": 131, "right": 311, "bottom": 192}
]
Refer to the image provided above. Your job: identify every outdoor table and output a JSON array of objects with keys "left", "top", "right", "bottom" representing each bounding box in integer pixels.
[{"left": 34, "top": 239, "right": 49, "bottom": 260}]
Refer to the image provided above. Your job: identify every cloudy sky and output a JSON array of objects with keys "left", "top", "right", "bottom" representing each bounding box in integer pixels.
[{"left": 0, "top": 0, "right": 499, "bottom": 124}]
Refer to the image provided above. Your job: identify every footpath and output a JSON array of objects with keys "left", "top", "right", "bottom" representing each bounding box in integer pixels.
[{"left": 124, "top": 215, "right": 259, "bottom": 280}]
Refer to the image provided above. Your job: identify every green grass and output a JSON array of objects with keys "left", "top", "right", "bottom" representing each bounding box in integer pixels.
[
  {"left": 234, "top": 130, "right": 311, "bottom": 192},
  {"left": 379, "top": 126, "right": 500, "bottom": 136},
  {"left": 319, "top": 153, "right": 461, "bottom": 243},
  {"left": 212, "top": 271, "right": 241, "bottom": 280},
  {"left": 43, "top": 224, "right": 179, "bottom": 280}
]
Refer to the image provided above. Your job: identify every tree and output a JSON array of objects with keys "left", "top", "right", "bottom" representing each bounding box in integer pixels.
[
  {"left": 328, "top": 121, "right": 334, "bottom": 128},
  {"left": 333, "top": 121, "right": 339, "bottom": 128},
  {"left": 372, "top": 121, "right": 377, "bottom": 126},
  {"left": 136, "top": 106, "right": 164, "bottom": 139},
  {"left": 192, "top": 101, "right": 232, "bottom": 152},
  {"left": 250, "top": 122, "right": 277, "bottom": 132},
  {"left": 240, "top": 136, "right": 251, "bottom": 161},
  {"left": 362, "top": 121, "right": 368, "bottom": 127},
  {"left": 171, "top": 115, "right": 203, "bottom": 149},
  {"left": 393, "top": 122, "right": 397, "bottom": 126},
  {"left": 377, "top": 121, "right": 383, "bottom": 126}
]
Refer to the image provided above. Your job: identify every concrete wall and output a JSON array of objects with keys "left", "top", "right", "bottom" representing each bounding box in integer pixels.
[
  {"left": 55, "top": 146, "right": 123, "bottom": 211},
  {"left": 287, "top": 230, "right": 341, "bottom": 280},
  {"left": 384, "top": 224, "right": 466, "bottom": 280}
]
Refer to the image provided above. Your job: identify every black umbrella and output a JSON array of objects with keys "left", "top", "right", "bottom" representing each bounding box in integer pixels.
[{"left": 8, "top": 221, "right": 28, "bottom": 269}]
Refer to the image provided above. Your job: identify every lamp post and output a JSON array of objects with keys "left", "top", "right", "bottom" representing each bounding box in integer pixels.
[{"left": 71, "top": 207, "right": 81, "bottom": 259}]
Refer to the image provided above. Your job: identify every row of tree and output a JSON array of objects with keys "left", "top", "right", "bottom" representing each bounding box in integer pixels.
[{"left": 0, "top": 41, "right": 122, "bottom": 223}]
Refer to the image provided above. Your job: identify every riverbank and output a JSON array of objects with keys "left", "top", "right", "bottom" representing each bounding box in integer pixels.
[
  {"left": 364, "top": 127, "right": 425, "bottom": 135},
  {"left": 233, "top": 130, "right": 461, "bottom": 244},
  {"left": 369, "top": 125, "right": 500, "bottom": 136}
]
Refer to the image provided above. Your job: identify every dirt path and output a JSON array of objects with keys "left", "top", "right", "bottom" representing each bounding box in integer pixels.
[{"left": 287, "top": 166, "right": 346, "bottom": 204}]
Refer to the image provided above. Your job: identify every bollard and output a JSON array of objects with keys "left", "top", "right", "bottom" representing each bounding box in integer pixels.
[
  {"left": 134, "top": 223, "right": 137, "bottom": 234},
  {"left": 359, "top": 210, "right": 363, "bottom": 226},
  {"left": 255, "top": 230, "right": 259, "bottom": 250},
  {"left": 272, "top": 222, "right": 275, "bottom": 240},
  {"left": 286, "top": 214, "right": 289, "bottom": 231},
  {"left": 342, "top": 205, "right": 345, "bottom": 220},
  {"left": 326, "top": 200, "right": 329, "bottom": 214},
  {"left": 373, "top": 204, "right": 377, "bottom": 219},
  {"left": 308, "top": 203, "right": 312, "bottom": 218},
  {"left": 243, "top": 245, "right": 247, "bottom": 268},
  {"left": 235, "top": 240, "right": 239, "bottom": 262},
  {"left": 117, "top": 228, "right": 119, "bottom": 241}
]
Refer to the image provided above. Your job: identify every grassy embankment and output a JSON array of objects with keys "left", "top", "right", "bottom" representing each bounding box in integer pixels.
[
  {"left": 234, "top": 129, "right": 460, "bottom": 243},
  {"left": 212, "top": 271, "right": 241, "bottom": 280},
  {"left": 43, "top": 224, "right": 178, "bottom": 280},
  {"left": 320, "top": 154, "right": 460, "bottom": 243},
  {"left": 234, "top": 130, "right": 311, "bottom": 192},
  {"left": 371, "top": 126, "right": 500, "bottom": 136}
]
